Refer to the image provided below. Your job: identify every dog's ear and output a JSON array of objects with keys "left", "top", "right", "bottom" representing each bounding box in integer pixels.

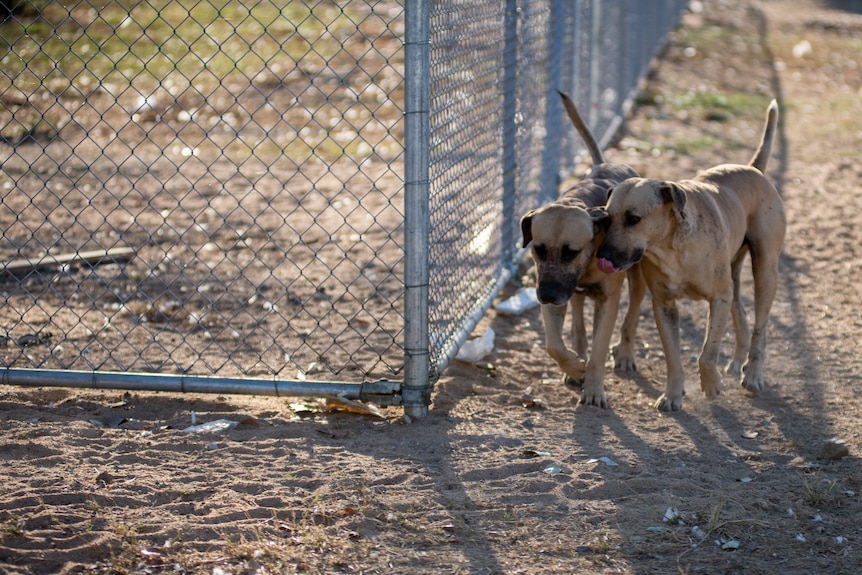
[
  {"left": 587, "top": 206, "right": 609, "bottom": 233},
  {"left": 520, "top": 211, "right": 535, "bottom": 247},
  {"left": 659, "top": 182, "right": 686, "bottom": 221}
]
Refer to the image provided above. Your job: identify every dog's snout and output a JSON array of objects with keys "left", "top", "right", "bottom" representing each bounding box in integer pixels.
[
  {"left": 537, "top": 282, "right": 569, "bottom": 306},
  {"left": 595, "top": 243, "right": 613, "bottom": 263}
]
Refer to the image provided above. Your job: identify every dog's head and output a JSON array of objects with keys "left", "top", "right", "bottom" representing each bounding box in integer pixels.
[
  {"left": 521, "top": 203, "right": 606, "bottom": 306},
  {"left": 595, "top": 177, "right": 686, "bottom": 274}
]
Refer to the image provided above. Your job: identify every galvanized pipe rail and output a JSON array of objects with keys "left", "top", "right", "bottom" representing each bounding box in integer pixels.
[{"left": 1, "top": 368, "right": 402, "bottom": 405}]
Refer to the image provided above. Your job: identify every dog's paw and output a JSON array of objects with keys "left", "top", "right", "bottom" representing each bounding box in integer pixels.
[
  {"left": 612, "top": 344, "right": 638, "bottom": 372},
  {"left": 562, "top": 374, "right": 584, "bottom": 390},
  {"left": 698, "top": 364, "right": 724, "bottom": 399},
  {"left": 741, "top": 368, "right": 765, "bottom": 392},
  {"left": 725, "top": 359, "right": 743, "bottom": 376},
  {"left": 614, "top": 356, "right": 638, "bottom": 372},
  {"left": 740, "top": 358, "right": 765, "bottom": 392},
  {"left": 654, "top": 393, "right": 684, "bottom": 412},
  {"left": 563, "top": 361, "right": 587, "bottom": 382},
  {"left": 699, "top": 377, "right": 723, "bottom": 399},
  {"left": 579, "top": 387, "right": 609, "bottom": 409}
]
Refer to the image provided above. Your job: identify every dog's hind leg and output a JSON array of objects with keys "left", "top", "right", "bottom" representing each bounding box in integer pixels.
[
  {"left": 726, "top": 248, "right": 751, "bottom": 376},
  {"left": 740, "top": 198, "right": 785, "bottom": 392},
  {"left": 614, "top": 267, "right": 646, "bottom": 372},
  {"left": 698, "top": 290, "right": 731, "bottom": 400},
  {"left": 741, "top": 244, "right": 782, "bottom": 392},
  {"left": 652, "top": 297, "right": 686, "bottom": 411},
  {"left": 569, "top": 293, "right": 588, "bottom": 359}
]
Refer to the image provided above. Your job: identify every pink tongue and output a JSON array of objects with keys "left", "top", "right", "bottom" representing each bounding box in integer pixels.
[{"left": 597, "top": 258, "right": 618, "bottom": 274}]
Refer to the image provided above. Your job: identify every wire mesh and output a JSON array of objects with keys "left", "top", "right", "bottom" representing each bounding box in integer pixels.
[{"left": 0, "top": 0, "right": 405, "bottom": 382}]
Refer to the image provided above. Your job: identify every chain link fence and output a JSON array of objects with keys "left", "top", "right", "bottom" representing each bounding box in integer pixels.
[
  {"left": 0, "top": 0, "right": 686, "bottom": 415},
  {"left": 424, "top": 0, "right": 688, "bottom": 384}
]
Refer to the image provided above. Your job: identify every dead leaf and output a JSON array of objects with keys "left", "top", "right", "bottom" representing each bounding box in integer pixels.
[
  {"left": 324, "top": 396, "right": 384, "bottom": 418},
  {"left": 520, "top": 449, "right": 552, "bottom": 459},
  {"left": 520, "top": 390, "right": 546, "bottom": 409},
  {"left": 289, "top": 401, "right": 321, "bottom": 416},
  {"left": 139, "top": 548, "right": 167, "bottom": 564},
  {"left": 342, "top": 506, "right": 357, "bottom": 517}
]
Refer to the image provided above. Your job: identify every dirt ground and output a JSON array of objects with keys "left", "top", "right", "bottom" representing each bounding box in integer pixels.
[{"left": 2, "top": 0, "right": 862, "bottom": 573}]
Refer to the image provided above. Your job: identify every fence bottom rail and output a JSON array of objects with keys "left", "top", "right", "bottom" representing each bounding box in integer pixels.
[{"left": 0, "top": 368, "right": 404, "bottom": 406}]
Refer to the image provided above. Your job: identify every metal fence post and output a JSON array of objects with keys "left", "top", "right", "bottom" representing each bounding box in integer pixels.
[
  {"left": 540, "top": 0, "right": 566, "bottom": 204},
  {"left": 501, "top": 0, "right": 519, "bottom": 264},
  {"left": 403, "top": 0, "right": 432, "bottom": 418},
  {"left": 588, "top": 0, "right": 601, "bottom": 128}
]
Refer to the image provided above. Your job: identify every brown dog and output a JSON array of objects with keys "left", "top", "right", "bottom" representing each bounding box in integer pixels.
[
  {"left": 596, "top": 99, "right": 785, "bottom": 411},
  {"left": 520, "top": 92, "right": 646, "bottom": 408}
]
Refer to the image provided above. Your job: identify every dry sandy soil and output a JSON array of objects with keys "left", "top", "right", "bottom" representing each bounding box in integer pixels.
[{"left": 3, "top": 0, "right": 862, "bottom": 573}]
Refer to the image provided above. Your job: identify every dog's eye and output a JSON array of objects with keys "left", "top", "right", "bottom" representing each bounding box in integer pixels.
[
  {"left": 561, "top": 246, "right": 580, "bottom": 262},
  {"left": 533, "top": 244, "right": 548, "bottom": 260},
  {"left": 624, "top": 213, "right": 642, "bottom": 227}
]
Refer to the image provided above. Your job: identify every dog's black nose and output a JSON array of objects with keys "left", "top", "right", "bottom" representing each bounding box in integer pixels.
[{"left": 537, "top": 284, "right": 566, "bottom": 306}]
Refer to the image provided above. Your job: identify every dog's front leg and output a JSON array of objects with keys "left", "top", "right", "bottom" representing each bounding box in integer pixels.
[
  {"left": 699, "top": 294, "right": 731, "bottom": 399},
  {"left": 652, "top": 298, "right": 685, "bottom": 411},
  {"left": 580, "top": 291, "right": 621, "bottom": 409},
  {"left": 565, "top": 293, "right": 589, "bottom": 388},
  {"left": 541, "top": 303, "right": 587, "bottom": 382}
]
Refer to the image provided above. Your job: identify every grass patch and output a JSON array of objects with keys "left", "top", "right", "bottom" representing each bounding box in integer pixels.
[
  {"left": 667, "top": 134, "right": 722, "bottom": 155},
  {"left": 0, "top": 0, "right": 400, "bottom": 96},
  {"left": 666, "top": 91, "right": 769, "bottom": 120},
  {"left": 804, "top": 478, "right": 840, "bottom": 507},
  {"left": 0, "top": 0, "right": 404, "bottom": 164},
  {"left": 676, "top": 22, "right": 742, "bottom": 55},
  {"left": 2, "top": 520, "right": 24, "bottom": 537}
]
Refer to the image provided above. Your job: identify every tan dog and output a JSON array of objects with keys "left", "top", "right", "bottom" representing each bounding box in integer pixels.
[
  {"left": 520, "top": 92, "right": 646, "bottom": 408},
  {"left": 596, "top": 99, "right": 785, "bottom": 411}
]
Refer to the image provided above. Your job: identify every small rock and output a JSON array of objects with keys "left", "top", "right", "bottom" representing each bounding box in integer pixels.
[
  {"left": 817, "top": 441, "right": 849, "bottom": 460},
  {"left": 792, "top": 39, "right": 812, "bottom": 59},
  {"left": 662, "top": 507, "right": 680, "bottom": 523},
  {"left": 95, "top": 471, "right": 114, "bottom": 486}
]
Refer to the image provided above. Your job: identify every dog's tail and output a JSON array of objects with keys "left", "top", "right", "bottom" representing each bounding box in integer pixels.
[
  {"left": 558, "top": 91, "right": 605, "bottom": 166},
  {"left": 749, "top": 99, "right": 779, "bottom": 173}
]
